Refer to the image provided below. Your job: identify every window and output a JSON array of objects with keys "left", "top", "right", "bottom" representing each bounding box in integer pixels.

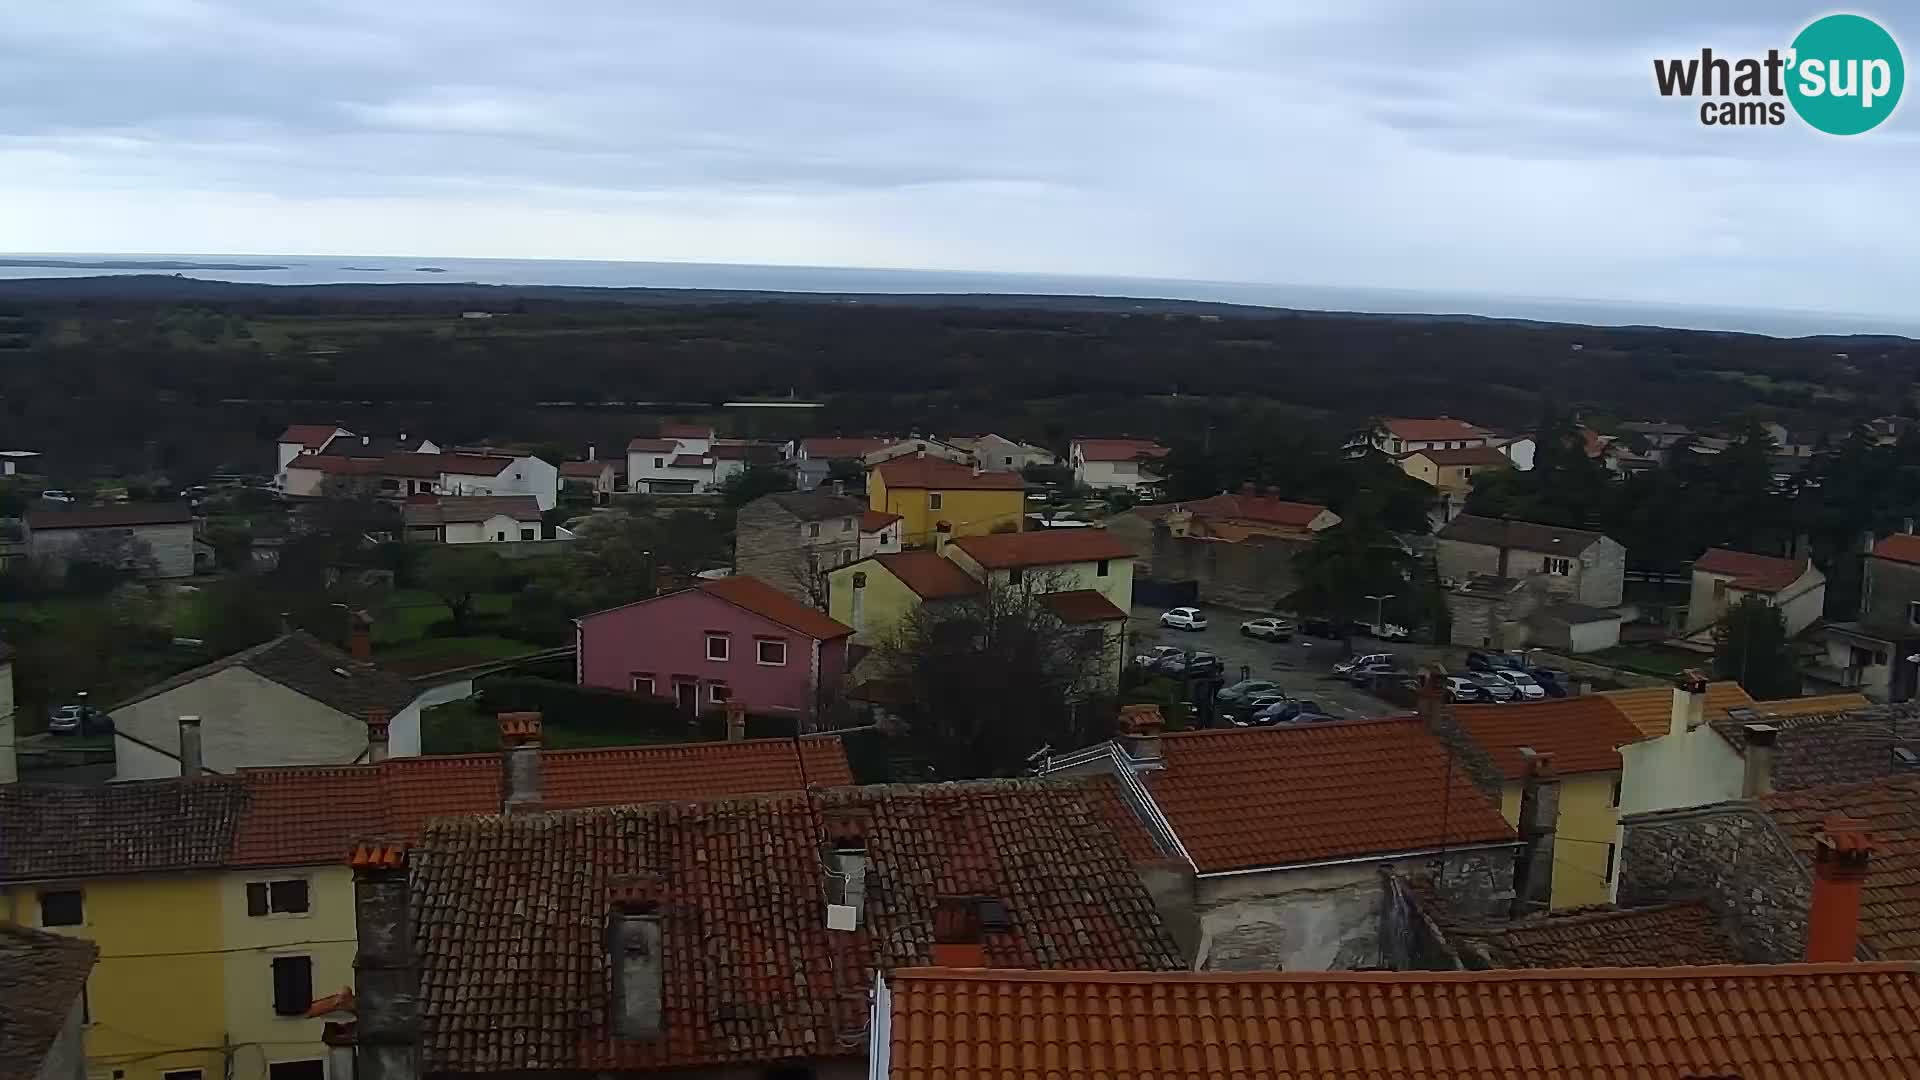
[
  {"left": 838, "top": 548, "right": 852, "bottom": 567},
  {"left": 39, "top": 890, "right": 82, "bottom": 927},
  {"left": 1909, "top": 601, "right": 1920, "bottom": 627},
  {"left": 808, "top": 522, "right": 821, "bottom": 538},
  {"left": 1460, "top": 467, "right": 1473, "bottom": 478},
  {"left": 631, "top": 674, "right": 655, "bottom": 695},
  {"left": 163, "top": 1071, "right": 203, "bottom": 1080},
  {"left": 757, "top": 639, "right": 788, "bottom": 666},
  {"left": 1008, "top": 567, "right": 1024, "bottom": 584},
  {"left": 246, "top": 879, "right": 311, "bottom": 917},
  {"left": 841, "top": 518, "right": 853, "bottom": 531},
  {"left": 928, "top": 493, "right": 943, "bottom": 510},
  {"left": 654, "top": 457, "right": 665, "bottom": 468},
  {"left": 1004, "top": 456, "right": 1013, "bottom": 466},
  {"left": 705, "top": 633, "right": 730, "bottom": 661},
  {"left": 1604, "top": 843, "right": 1618, "bottom": 883},
  {"left": 1544, "top": 557, "right": 1572, "bottom": 575},
  {"left": 494, "top": 531, "right": 506, "bottom": 541},
  {"left": 710, "top": 683, "right": 732, "bottom": 704},
  {"left": 1096, "top": 559, "right": 1110, "bottom": 577},
  {"left": 269, "top": 1062, "right": 325, "bottom": 1080},
  {"left": 519, "top": 528, "right": 536, "bottom": 541},
  {"left": 270, "top": 955, "right": 313, "bottom": 1017}
]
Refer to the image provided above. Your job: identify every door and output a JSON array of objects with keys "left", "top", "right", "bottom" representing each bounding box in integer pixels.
[{"left": 674, "top": 681, "right": 698, "bottom": 715}]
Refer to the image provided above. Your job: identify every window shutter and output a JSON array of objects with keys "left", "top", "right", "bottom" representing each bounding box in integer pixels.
[
  {"left": 271, "top": 879, "right": 310, "bottom": 914},
  {"left": 246, "top": 883, "right": 269, "bottom": 917},
  {"left": 272, "top": 956, "right": 313, "bottom": 1016}
]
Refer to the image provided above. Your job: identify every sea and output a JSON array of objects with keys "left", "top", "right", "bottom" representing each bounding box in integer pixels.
[{"left": 0, "top": 253, "right": 1909, "bottom": 340}]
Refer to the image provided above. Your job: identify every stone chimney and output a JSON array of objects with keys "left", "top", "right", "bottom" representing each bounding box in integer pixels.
[
  {"left": 365, "top": 709, "right": 391, "bottom": 765},
  {"left": 179, "top": 715, "right": 204, "bottom": 777},
  {"left": 823, "top": 807, "right": 870, "bottom": 931},
  {"left": 349, "top": 616, "right": 372, "bottom": 661},
  {"left": 930, "top": 896, "right": 987, "bottom": 967},
  {"left": 724, "top": 701, "right": 747, "bottom": 743},
  {"left": 1509, "top": 747, "right": 1559, "bottom": 918},
  {"left": 1164, "top": 508, "right": 1193, "bottom": 538},
  {"left": 1669, "top": 669, "right": 1710, "bottom": 738},
  {"left": 607, "top": 873, "right": 665, "bottom": 1039},
  {"left": 1807, "top": 815, "right": 1873, "bottom": 962},
  {"left": 349, "top": 843, "right": 418, "bottom": 1080},
  {"left": 1741, "top": 723, "right": 1778, "bottom": 798},
  {"left": 1118, "top": 704, "right": 1164, "bottom": 764},
  {"left": 499, "top": 712, "right": 543, "bottom": 814},
  {"left": 934, "top": 521, "right": 952, "bottom": 553}
]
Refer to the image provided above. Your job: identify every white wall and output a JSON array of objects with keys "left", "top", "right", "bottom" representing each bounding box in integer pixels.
[
  {"left": 1567, "top": 618, "right": 1622, "bottom": 654},
  {"left": 1776, "top": 576, "right": 1827, "bottom": 637},
  {"left": 1501, "top": 437, "right": 1536, "bottom": 471},
  {"left": 443, "top": 515, "right": 539, "bottom": 544},
  {"left": 442, "top": 457, "right": 558, "bottom": 511},
  {"left": 1616, "top": 718, "right": 1744, "bottom": 822},
  {"left": 112, "top": 667, "right": 376, "bottom": 778}
]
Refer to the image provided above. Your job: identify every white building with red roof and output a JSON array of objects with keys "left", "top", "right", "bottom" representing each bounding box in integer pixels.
[
  {"left": 1070, "top": 437, "right": 1168, "bottom": 492},
  {"left": 1686, "top": 546, "right": 1826, "bottom": 637}
]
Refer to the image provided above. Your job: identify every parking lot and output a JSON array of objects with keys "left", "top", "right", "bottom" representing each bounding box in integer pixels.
[{"left": 1128, "top": 605, "right": 1443, "bottom": 722}]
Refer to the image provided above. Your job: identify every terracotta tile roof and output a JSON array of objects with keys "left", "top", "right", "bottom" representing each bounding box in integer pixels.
[
  {"left": 0, "top": 778, "right": 246, "bottom": 883},
  {"left": 285, "top": 454, "right": 382, "bottom": 476},
  {"left": 658, "top": 423, "right": 713, "bottom": 439},
  {"left": 1163, "top": 492, "right": 1330, "bottom": 529},
  {"left": 109, "top": 630, "right": 418, "bottom": 721},
  {"left": 1452, "top": 697, "right": 1644, "bottom": 780},
  {"left": 558, "top": 460, "right": 610, "bottom": 477},
  {"left": 231, "top": 736, "right": 852, "bottom": 867},
  {"left": 1040, "top": 590, "right": 1128, "bottom": 624},
  {"left": 1873, "top": 533, "right": 1920, "bottom": 566},
  {"left": 1716, "top": 704, "right": 1920, "bottom": 793},
  {"left": 1764, "top": 776, "right": 1920, "bottom": 959},
  {"left": 1141, "top": 718, "right": 1516, "bottom": 873},
  {"left": 1441, "top": 901, "right": 1743, "bottom": 968},
  {"left": 316, "top": 434, "right": 431, "bottom": 458},
  {"left": 700, "top": 575, "right": 853, "bottom": 639},
  {"left": 873, "top": 457, "right": 1025, "bottom": 490},
  {"left": 1437, "top": 514, "right": 1608, "bottom": 556},
  {"left": 1600, "top": 680, "right": 1754, "bottom": 739},
  {"left": 1740, "top": 692, "right": 1875, "bottom": 718},
  {"left": 871, "top": 552, "right": 982, "bottom": 600},
  {"left": 711, "top": 441, "right": 776, "bottom": 461},
  {"left": 0, "top": 923, "right": 98, "bottom": 1079},
  {"left": 1409, "top": 445, "right": 1510, "bottom": 467},
  {"left": 25, "top": 502, "right": 192, "bottom": 529},
  {"left": 1381, "top": 416, "right": 1489, "bottom": 441},
  {"left": 880, "top": 963, "right": 1920, "bottom": 1080},
  {"left": 758, "top": 491, "right": 865, "bottom": 521},
  {"left": 1695, "top": 547, "right": 1812, "bottom": 592},
  {"left": 1074, "top": 438, "right": 1168, "bottom": 462},
  {"left": 277, "top": 424, "right": 345, "bottom": 449},
  {"left": 410, "top": 779, "right": 1182, "bottom": 1073},
  {"left": 948, "top": 529, "right": 1135, "bottom": 570},
  {"left": 861, "top": 510, "right": 903, "bottom": 532},
  {"left": 626, "top": 437, "right": 679, "bottom": 452},
  {"left": 401, "top": 495, "right": 541, "bottom": 525},
  {"left": 801, "top": 436, "right": 896, "bottom": 459},
  {"left": 1081, "top": 775, "right": 1167, "bottom": 863}
]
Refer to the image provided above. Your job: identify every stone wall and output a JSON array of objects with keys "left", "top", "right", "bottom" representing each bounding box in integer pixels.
[
  {"left": 1863, "top": 555, "right": 1920, "bottom": 632},
  {"left": 1149, "top": 530, "right": 1308, "bottom": 612},
  {"left": 1617, "top": 804, "right": 1809, "bottom": 963}
]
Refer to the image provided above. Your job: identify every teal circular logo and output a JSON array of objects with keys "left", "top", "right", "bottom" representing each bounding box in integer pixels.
[{"left": 1787, "top": 14, "right": 1904, "bottom": 135}]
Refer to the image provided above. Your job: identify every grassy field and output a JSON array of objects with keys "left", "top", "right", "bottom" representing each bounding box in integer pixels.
[
  {"left": 421, "top": 698, "right": 688, "bottom": 755},
  {"left": 369, "top": 589, "right": 544, "bottom": 674},
  {"left": 373, "top": 588, "right": 517, "bottom": 644},
  {"left": 1591, "top": 644, "right": 1706, "bottom": 676}
]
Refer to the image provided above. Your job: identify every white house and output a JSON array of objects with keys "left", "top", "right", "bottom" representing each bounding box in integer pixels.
[
  {"left": 274, "top": 424, "right": 353, "bottom": 487},
  {"left": 1070, "top": 438, "right": 1167, "bottom": 492},
  {"left": 1685, "top": 547, "right": 1827, "bottom": 638},
  {"left": 864, "top": 436, "right": 974, "bottom": 468},
  {"left": 24, "top": 503, "right": 197, "bottom": 579},
  {"left": 954, "top": 434, "right": 1057, "bottom": 472},
  {"left": 860, "top": 510, "right": 903, "bottom": 557},
  {"left": 1349, "top": 417, "right": 1492, "bottom": 458},
  {"left": 0, "top": 450, "right": 41, "bottom": 477},
  {"left": 403, "top": 496, "right": 551, "bottom": 544},
  {"left": 437, "top": 453, "right": 558, "bottom": 511},
  {"left": 627, "top": 426, "right": 776, "bottom": 493}
]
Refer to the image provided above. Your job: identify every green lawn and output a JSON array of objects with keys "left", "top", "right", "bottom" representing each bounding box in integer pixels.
[
  {"left": 373, "top": 589, "right": 516, "bottom": 644},
  {"left": 421, "top": 699, "right": 690, "bottom": 755},
  {"left": 1591, "top": 644, "right": 1705, "bottom": 676}
]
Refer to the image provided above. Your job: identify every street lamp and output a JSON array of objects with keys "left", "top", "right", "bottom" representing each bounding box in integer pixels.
[{"left": 1364, "top": 594, "right": 1395, "bottom": 635}]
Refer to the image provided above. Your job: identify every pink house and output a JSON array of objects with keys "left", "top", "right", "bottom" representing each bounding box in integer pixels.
[{"left": 575, "top": 575, "right": 854, "bottom": 724}]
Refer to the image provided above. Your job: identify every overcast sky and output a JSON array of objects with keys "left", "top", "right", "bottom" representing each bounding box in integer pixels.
[{"left": 2, "top": 1, "right": 1914, "bottom": 317}]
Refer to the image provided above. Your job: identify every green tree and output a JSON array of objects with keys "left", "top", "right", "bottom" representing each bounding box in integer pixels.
[
  {"left": 718, "top": 464, "right": 791, "bottom": 508},
  {"left": 421, "top": 547, "right": 507, "bottom": 635},
  {"left": 1712, "top": 594, "right": 1800, "bottom": 700},
  {"left": 1287, "top": 491, "right": 1417, "bottom": 628}
]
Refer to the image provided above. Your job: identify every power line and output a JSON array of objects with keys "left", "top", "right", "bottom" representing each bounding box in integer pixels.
[{"left": 95, "top": 937, "right": 354, "bottom": 960}]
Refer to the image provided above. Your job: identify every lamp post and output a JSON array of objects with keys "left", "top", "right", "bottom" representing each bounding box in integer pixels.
[{"left": 1364, "top": 593, "right": 1395, "bottom": 637}]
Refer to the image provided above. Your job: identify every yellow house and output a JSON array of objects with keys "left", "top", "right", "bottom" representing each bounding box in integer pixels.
[
  {"left": 1398, "top": 446, "right": 1511, "bottom": 520},
  {"left": 829, "top": 550, "right": 984, "bottom": 646},
  {"left": 1452, "top": 697, "right": 1649, "bottom": 908},
  {"left": 0, "top": 780, "right": 241, "bottom": 1080},
  {"left": 867, "top": 456, "right": 1026, "bottom": 548}
]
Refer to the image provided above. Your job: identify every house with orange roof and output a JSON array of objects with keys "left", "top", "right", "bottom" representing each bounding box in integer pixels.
[
  {"left": 1686, "top": 545, "right": 1827, "bottom": 637},
  {"left": 1069, "top": 437, "right": 1167, "bottom": 493},
  {"left": 1347, "top": 415, "right": 1491, "bottom": 458},
  {"left": 1816, "top": 531, "right": 1920, "bottom": 702},
  {"left": 866, "top": 455, "right": 1026, "bottom": 547},
  {"left": 273, "top": 424, "right": 354, "bottom": 486},
  {"left": 1397, "top": 444, "right": 1512, "bottom": 522},
  {"left": 1042, "top": 706, "right": 1519, "bottom": 970},
  {"left": 1107, "top": 485, "right": 1339, "bottom": 609}
]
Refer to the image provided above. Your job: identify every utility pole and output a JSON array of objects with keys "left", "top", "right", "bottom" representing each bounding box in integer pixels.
[{"left": 1365, "top": 593, "right": 1395, "bottom": 637}]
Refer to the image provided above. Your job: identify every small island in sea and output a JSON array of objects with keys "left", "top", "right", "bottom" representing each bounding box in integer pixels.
[
  {"left": 414, "top": 266, "right": 448, "bottom": 273},
  {"left": 0, "top": 257, "right": 289, "bottom": 271}
]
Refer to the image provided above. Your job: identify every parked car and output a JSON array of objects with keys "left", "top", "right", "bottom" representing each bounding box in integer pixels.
[
  {"left": 1469, "top": 673, "right": 1518, "bottom": 702},
  {"left": 1528, "top": 667, "right": 1571, "bottom": 698},
  {"left": 1466, "top": 650, "right": 1527, "bottom": 673},
  {"left": 38, "top": 489, "right": 74, "bottom": 504},
  {"left": 1161, "top": 651, "right": 1224, "bottom": 678},
  {"left": 1216, "top": 679, "right": 1282, "bottom": 707},
  {"left": 1332, "top": 652, "right": 1395, "bottom": 677},
  {"left": 1227, "top": 690, "right": 1293, "bottom": 719},
  {"left": 1246, "top": 698, "right": 1327, "bottom": 725},
  {"left": 1489, "top": 669, "right": 1548, "bottom": 700},
  {"left": 1301, "top": 617, "right": 1349, "bottom": 640},
  {"left": 1134, "top": 645, "right": 1183, "bottom": 670},
  {"left": 48, "top": 703, "right": 110, "bottom": 737},
  {"left": 1346, "top": 662, "right": 1404, "bottom": 687},
  {"left": 1160, "top": 607, "right": 1208, "bottom": 631},
  {"left": 1367, "top": 622, "right": 1413, "bottom": 642},
  {"left": 1444, "top": 675, "right": 1491, "bottom": 703},
  {"left": 1239, "top": 617, "right": 1295, "bottom": 642}
]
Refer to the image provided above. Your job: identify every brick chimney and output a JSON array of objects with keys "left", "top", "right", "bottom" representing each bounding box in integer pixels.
[
  {"left": 1741, "top": 723, "right": 1778, "bottom": 798},
  {"left": 607, "top": 873, "right": 665, "bottom": 1039},
  {"left": 724, "top": 701, "right": 747, "bottom": 743},
  {"left": 931, "top": 896, "right": 987, "bottom": 967},
  {"left": 1669, "top": 669, "right": 1710, "bottom": 737},
  {"left": 823, "top": 807, "right": 870, "bottom": 930},
  {"left": 1807, "top": 815, "right": 1873, "bottom": 962},
  {"left": 1118, "top": 704, "right": 1164, "bottom": 764},
  {"left": 499, "top": 712, "right": 543, "bottom": 814},
  {"left": 365, "top": 709, "right": 391, "bottom": 764},
  {"left": 179, "top": 715, "right": 204, "bottom": 777},
  {"left": 348, "top": 843, "right": 417, "bottom": 1080},
  {"left": 349, "top": 616, "right": 372, "bottom": 662},
  {"left": 1509, "top": 747, "right": 1559, "bottom": 918},
  {"left": 1416, "top": 667, "right": 1449, "bottom": 734}
]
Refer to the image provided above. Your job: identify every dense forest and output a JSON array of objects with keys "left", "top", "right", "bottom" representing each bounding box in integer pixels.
[{"left": 0, "top": 276, "right": 1912, "bottom": 482}]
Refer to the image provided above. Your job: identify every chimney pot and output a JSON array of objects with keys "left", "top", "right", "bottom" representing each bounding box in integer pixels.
[
  {"left": 607, "top": 873, "right": 665, "bottom": 1039},
  {"left": 1807, "top": 815, "right": 1873, "bottom": 962},
  {"left": 349, "top": 616, "right": 372, "bottom": 662},
  {"left": 1670, "top": 670, "right": 1710, "bottom": 737},
  {"left": 930, "top": 896, "right": 988, "bottom": 967},
  {"left": 178, "top": 715, "right": 204, "bottom": 777},
  {"left": 365, "top": 709, "right": 391, "bottom": 764},
  {"left": 499, "top": 712, "right": 543, "bottom": 813},
  {"left": 1741, "top": 723, "right": 1778, "bottom": 798},
  {"left": 1118, "top": 704, "right": 1164, "bottom": 763},
  {"left": 588, "top": 444, "right": 596, "bottom": 462}
]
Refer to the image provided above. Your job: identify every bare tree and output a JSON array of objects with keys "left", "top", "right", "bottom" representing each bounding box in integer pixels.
[{"left": 784, "top": 546, "right": 835, "bottom": 611}]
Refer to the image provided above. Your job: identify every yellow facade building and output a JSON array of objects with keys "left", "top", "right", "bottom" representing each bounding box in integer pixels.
[{"left": 867, "top": 456, "right": 1026, "bottom": 548}]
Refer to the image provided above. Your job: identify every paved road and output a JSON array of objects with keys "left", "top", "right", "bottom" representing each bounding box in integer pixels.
[{"left": 1129, "top": 606, "right": 1414, "bottom": 722}]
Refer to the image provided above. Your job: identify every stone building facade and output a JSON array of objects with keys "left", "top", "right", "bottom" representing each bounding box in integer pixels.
[{"left": 1616, "top": 803, "right": 1810, "bottom": 963}]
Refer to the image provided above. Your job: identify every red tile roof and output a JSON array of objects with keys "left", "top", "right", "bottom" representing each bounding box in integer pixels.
[
  {"left": 277, "top": 424, "right": 345, "bottom": 449},
  {"left": 861, "top": 510, "right": 903, "bottom": 532},
  {"left": 700, "top": 575, "right": 853, "bottom": 639},
  {"left": 1167, "top": 492, "right": 1330, "bottom": 528},
  {"left": 1451, "top": 697, "right": 1645, "bottom": 780},
  {"left": 948, "top": 529, "right": 1135, "bottom": 570},
  {"left": 801, "top": 436, "right": 897, "bottom": 459},
  {"left": 1600, "top": 680, "right": 1754, "bottom": 739},
  {"left": 0, "top": 778, "right": 248, "bottom": 882},
  {"left": 401, "top": 495, "right": 541, "bottom": 526},
  {"left": 285, "top": 454, "right": 381, "bottom": 476},
  {"left": 0, "top": 923, "right": 98, "bottom": 1079},
  {"left": 1695, "top": 547, "right": 1812, "bottom": 592},
  {"left": 873, "top": 457, "right": 1025, "bottom": 490},
  {"left": 411, "top": 780, "right": 1183, "bottom": 1073},
  {"left": 1439, "top": 901, "right": 1744, "bottom": 968},
  {"left": 25, "top": 502, "right": 193, "bottom": 529},
  {"left": 658, "top": 423, "right": 712, "bottom": 439},
  {"left": 230, "top": 736, "right": 852, "bottom": 867},
  {"left": 1764, "top": 775, "right": 1920, "bottom": 959},
  {"left": 710, "top": 442, "right": 775, "bottom": 461},
  {"left": 871, "top": 551, "right": 982, "bottom": 600},
  {"left": 1872, "top": 533, "right": 1920, "bottom": 567},
  {"left": 1409, "top": 445, "right": 1510, "bottom": 467},
  {"left": 880, "top": 964, "right": 1920, "bottom": 1080},
  {"left": 1142, "top": 718, "right": 1516, "bottom": 873},
  {"left": 1381, "top": 416, "right": 1488, "bottom": 441},
  {"left": 626, "top": 437, "right": 679, "bottom": 452},
  {"left": 1040, "top": 590, "right": 1128, "bottom": 624},
  {"left": 1074, "top": 438, "right": 1168, "bottom": 462}
]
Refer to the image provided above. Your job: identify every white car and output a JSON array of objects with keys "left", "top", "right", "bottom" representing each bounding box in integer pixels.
[
  {"left": 1331, "top": 652, "right": 1394, "bottom": 677},
  {"left": 1160, "top": 607, "right": 1207, "bottom": 631},
  {"left": 1239, "top": 617, "right": 1295, "bottom": 641},
  {"left": 1490, "top": 669, "right": 1547, "bottom": 700}
]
